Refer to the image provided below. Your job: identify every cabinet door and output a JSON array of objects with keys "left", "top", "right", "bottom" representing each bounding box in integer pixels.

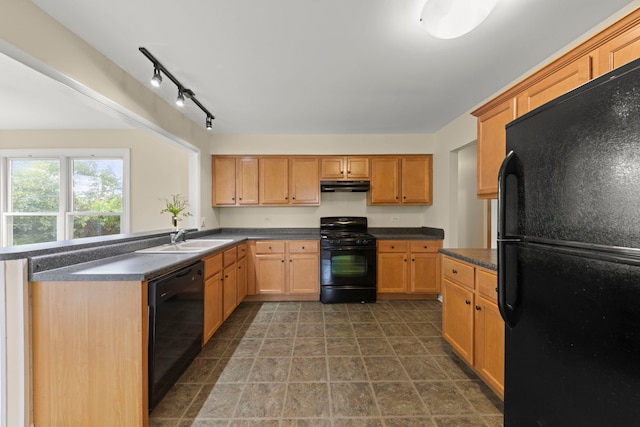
[
  {"left": 203, "top": 272, "right": 223, "bottom": 344},
  {"left": 212, "top": 157, "right": 237, "bottom": 205},
  {"left": 237, "top": 256, "right": 248, "bottom": 303},
  {"left": 442, "top": 278, "right": 474, "bottom": 365},
  {"left": 222, "top": 264, "right": 237, "bottom": 320},
  {"left": 346, "top": 157, "right": 370, "bottom": 179},
  {"left": 475, "top": 297, "right": 505, "bottom": 397},
  {"left": 598, "top": 24, "right": 640, "bottom": 76},
  {"left": 377, "top": 252, "right": 408, "bottom": 293},
  {"left": 255, "top": 254, "right": 286, "bottom": 293},
  {"left": 288, "top": 253, "right": 319, "bottom": 294},
  {"left": 237, "top": 157, "right": 259, "bottom": 205},
  {"left": 517, "top": 55, "right": 592, "bottom": 115},
  {"left": 290, "top": 158, "right": 320, "bottom": 205},
  {"left": 401, "top": 156, "right": 432, "bottom": 204},
  {"left": 259, "top": 157, "right": 289, "bottom": 205},
  {"left": 369, "top": 157, "right": 400, "bottom": 204},
  {"left": 410, "top": 253, "right": 440, "bottom": 293},
  {"left": 477, "top": 98, "right": 517, "bottom": 198},
  {"left": 320, "top": 157, "right": 345, "bottom": 179}
]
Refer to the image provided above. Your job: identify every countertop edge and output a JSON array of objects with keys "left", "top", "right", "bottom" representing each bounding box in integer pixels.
[{"left": 439, "top": 248, "right": 498, "bottom": 271}]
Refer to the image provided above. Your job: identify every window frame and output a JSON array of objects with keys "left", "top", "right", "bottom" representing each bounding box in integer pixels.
[{"left": 0, "top": 149, "right": 130, "bottom": 247}]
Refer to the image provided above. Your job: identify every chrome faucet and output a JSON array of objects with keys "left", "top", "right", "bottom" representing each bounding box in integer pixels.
[{"left": 170, "top": 229, "right": 186, "bottom": 244}]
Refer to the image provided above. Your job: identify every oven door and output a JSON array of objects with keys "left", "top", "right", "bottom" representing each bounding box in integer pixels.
[{"left": 321, "top": 246, "right": 376, "bottom": 287}]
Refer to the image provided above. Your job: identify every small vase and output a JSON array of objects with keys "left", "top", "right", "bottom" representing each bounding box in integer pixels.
[{"left": 172, "top": 216, "right": 178, "bottom": 229}]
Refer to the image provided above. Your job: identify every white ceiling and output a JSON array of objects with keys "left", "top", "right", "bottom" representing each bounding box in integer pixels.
[{"left": 9, "top": 0, "right": 639, "bottom": 133}]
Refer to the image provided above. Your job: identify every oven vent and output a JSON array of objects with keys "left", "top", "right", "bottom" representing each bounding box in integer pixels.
[{"left": 320, "top": 180, "right": 370, "bottom": 192}]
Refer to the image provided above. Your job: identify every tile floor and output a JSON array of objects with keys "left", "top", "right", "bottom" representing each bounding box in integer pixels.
[{"left": 150, "top": 300, "right": 503, "bottom": 427}]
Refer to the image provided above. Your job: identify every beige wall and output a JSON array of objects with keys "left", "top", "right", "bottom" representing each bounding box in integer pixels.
[{"left": 0, "top": 129, "right": 190, "bottom": 232}]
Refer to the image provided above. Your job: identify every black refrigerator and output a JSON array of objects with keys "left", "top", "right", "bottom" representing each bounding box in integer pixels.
[{"left": 498, "top": 57, "right": 640, "bottom": 426}]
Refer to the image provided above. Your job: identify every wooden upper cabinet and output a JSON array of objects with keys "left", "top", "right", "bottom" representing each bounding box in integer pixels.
[
  {"left": 598, "top": 24, "right": 640, "bottom": 76},
  {"left": 369, "top": 156, "right": 433, "bottom": 205},
  {"left": 472, "top": 8, "right": 640, "bottom": 199},
  {"left": 320, "top": 156, "right": 370, "bottom": 180},
  {"left": 476, "top": 98, "right": 517, "bottom": 199},
  {"left": 290, "top": 157, "right": 320, "bottom": 205},
  {"left": 237, "top": 157, "right": 259, "bottom": 205},
  {"left": 259, "top": 157, "right": 289, "bottom": 204},
  {"left": 212, "top": 157, "right": 237, "bottom": 205},
  {"left": 516, "top": 56, "right": 592, "bottom": 115},
  {"left": 212, "top": 156, "right": 259, "bottom": 206},
  {"left": 369, "top": 157, "right": 400, "bottom": 204},
  {"left": 401, "top": 156, "right": 432, "bottom": 205}
]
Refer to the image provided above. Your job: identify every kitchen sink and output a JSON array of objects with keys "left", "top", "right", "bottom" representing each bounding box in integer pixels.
[{"left": 136, "top": 239, "right": 234, "bottom": 254}]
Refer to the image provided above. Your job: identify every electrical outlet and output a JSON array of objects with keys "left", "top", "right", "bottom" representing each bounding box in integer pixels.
[
  {"left": 265, "top": 217, "right": 272, "bottom": 223},
  {"left": 391, "top": 217, "right": 400, "bottom": 223}
]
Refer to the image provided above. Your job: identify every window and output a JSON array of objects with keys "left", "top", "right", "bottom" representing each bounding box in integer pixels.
[{"left": 1, "top": 150, "right": 129, "bottom": 247}]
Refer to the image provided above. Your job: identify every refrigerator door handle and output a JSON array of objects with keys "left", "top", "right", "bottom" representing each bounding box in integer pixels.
[{"left": 498, "top": 150, "right": 522, "bottom": 327}]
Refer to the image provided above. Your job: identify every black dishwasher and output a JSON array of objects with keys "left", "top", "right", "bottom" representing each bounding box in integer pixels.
[{"left": 148, "top": 261, "right": 204, "bottom": 411}]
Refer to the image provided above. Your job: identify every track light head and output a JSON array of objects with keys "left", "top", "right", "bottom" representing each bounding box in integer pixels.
[
  {"left": 150, "top": 66, "right": 162, "bottom": 87},
  {"left": 206, "top": 116, "right": 213, "bottom": 130},
  {"left": 176, "top": 89, "right": 185, "bottom": 107}
]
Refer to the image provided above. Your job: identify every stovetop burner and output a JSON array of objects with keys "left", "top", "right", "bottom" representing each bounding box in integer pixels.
[{"left": 320, "top": 217, "right": 376, "bottom": 248}]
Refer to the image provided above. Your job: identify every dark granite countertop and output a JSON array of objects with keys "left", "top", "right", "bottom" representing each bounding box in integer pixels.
[
  {"left": 29, "top": 229, "right": 321, "bottom": 282},
  {"left": 27, "top": 226, "right": 443, "bottom": 282},
  {"left": 439, "top": 248, "right": 497, "bottom": 271},
  {"left": 369, "top": 227, "right": 444, "bottom": 240}
]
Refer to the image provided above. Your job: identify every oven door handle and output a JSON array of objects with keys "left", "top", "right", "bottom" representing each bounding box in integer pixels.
[{"left": 322, "top": 246, "right": 376, "bottom": 251}]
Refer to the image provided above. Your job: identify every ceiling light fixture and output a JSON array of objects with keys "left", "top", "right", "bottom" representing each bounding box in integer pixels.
[
  {"left": 150, "top": 66, "right": 162, "bottom": 87},
  {"left": 419, "top": 0, "right": 497, "bottom": 39},
  {"left": 139, "top": 47, "right": 216, "bottom": 130},
  {"left": 176, "top": 89, "right": 185, "bottom": 107}
]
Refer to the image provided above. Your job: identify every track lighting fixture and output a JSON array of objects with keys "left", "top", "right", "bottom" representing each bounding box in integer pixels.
[
  {"left": 150, "top": 67, "right": 162, "bottom": 87},
  {"left": 176, "top": 89, "right": 185, "bottom": 107},
  {"left": 139, "top": 47, "right": 216, "bottom": 130}
]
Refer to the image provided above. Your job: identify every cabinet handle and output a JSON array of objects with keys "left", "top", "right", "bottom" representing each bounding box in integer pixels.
[
  {"left": 404, "top": 258, "right": 407, "bottom": 262},
  {"left": 238, "top": 266, "right": 242, "bottom": 270},
  {"left": 289, "top": 259, "right": 292, "bottom": 263},
  {"left": 475, "top": 305, "right": 482, "bottom": 311},
  {"left": 403, "top": 196, "right": 406, "bottom": 199},
  {"left": 412, "top": 258, "right": 415, "bottom": 262},
  {"left": 232, "top": 197, "right": 235, "bottom": 201},
  {"left": 239, "top": 197, "right": 243, "bottom": 200},
  {"left": 292, "top": 197, "right": 296, "bottom": 200},
  {"left": 465, "top": 300, "right": 471, "bottom": 305},
  {"left": 452, "top": 269, "right": 458, "bottom": 274},
  {"left": 268, "top": 246, "right": 272, "bottom": 249},
  {"left": 340, "top": 170, "right": 344, "bottom": 174},
  {"left": 281, "top": 259, "right": 285, "bottom": 263},
  {"left": 347, "top": 170, "right": 351, "bottom": 173},
  {"left": 225, "top": 275, "right": 228, "bottom": 278},
  {"left": 424, "top": 245, "right": 428, "bottom": 249},
  {"left": 391, "top": 246, "right": 395, "bottom": 249}
]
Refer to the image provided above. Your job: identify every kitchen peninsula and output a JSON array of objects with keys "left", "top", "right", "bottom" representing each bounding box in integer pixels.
[{"left": 20, "top": 225, "right": 444, "bottom": 426}]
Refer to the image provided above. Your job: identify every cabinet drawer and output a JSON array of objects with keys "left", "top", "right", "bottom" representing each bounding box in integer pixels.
[
  {"left": 203, "top": 253, "right": 222, "bottom": 279},
  {"left": 237, "top": 243, "right": 248, "bottom": 259},
  {"left": 378, "top": 240, "right": 408, "bottom": 253},
  {"left": 255, "top": 240, "right": 286, "bottom": 254},
  {"left": 442, "top": 257, "right": 475, "bottom": 289},
  {"left": 476, "top": 269, "right": 497, "bottom": 303},
  {"left": 223, "top": 246, "right": 238, "bottom": 267},
  {"left": 288, "top": 240, "right": 318, "bottom": 253},
  {"left": 410, "top": 240, "right": 442, "bottom": 253}
]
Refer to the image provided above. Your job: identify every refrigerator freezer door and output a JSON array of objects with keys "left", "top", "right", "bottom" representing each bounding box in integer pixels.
[
  {"left": 505, "top": 58, "right": 640, "bottom": 249},
  {"left": 505, "top": 244, "right": 640, "bottom": 426}
]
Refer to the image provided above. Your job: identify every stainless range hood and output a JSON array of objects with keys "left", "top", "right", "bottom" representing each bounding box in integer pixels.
[{"left": 320, "top": 180, "right": 370, "bottom": 192}]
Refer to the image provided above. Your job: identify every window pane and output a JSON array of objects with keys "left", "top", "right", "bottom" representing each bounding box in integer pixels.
[
  {"left": 72, "top": 215, "right": 121, "bottom": 239},
  {"left": 9, "top": 215, "right": 57, "bottom": 246},
  {"left": 10, "top": 159, "right": 60, "bottom": 212},
  {"left": 73, "top": 159, "right": 123, "bottom": 212}
]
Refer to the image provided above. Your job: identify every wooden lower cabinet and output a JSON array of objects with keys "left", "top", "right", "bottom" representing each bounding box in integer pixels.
[
  {"left": 253, "top": 240, "right": 319, "bottom": 299},
  {"left": 32, "top": 280, "right": 148, "bottom": 426},
  {"left": 441, "top": 255, "right": 504, "bottom": 398},
  {"left": 377, "top": 240, "right": 442, "bottom": 297},
  {"left": 203, "top": 252, "right": 224, "bottom": 344}
]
